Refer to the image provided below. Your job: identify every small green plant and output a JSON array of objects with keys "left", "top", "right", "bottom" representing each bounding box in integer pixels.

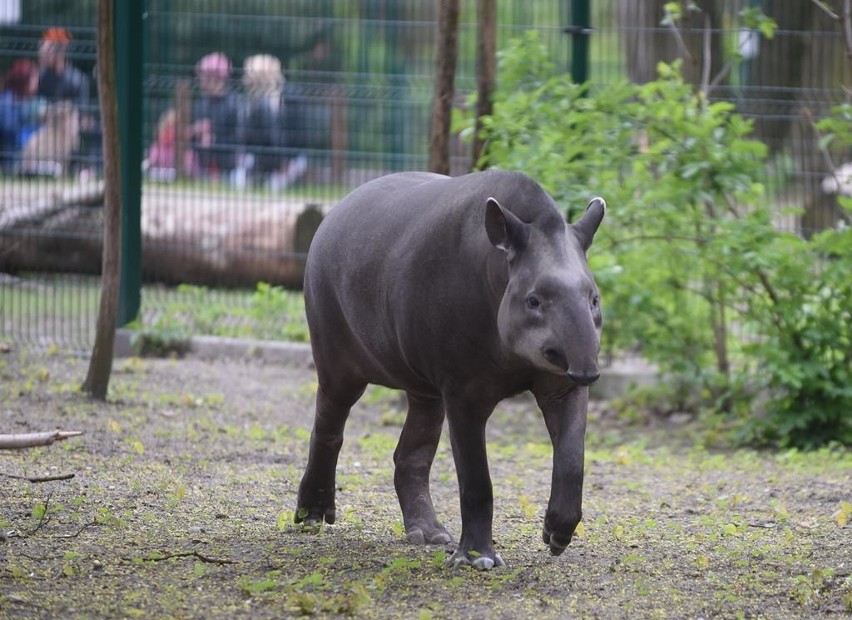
[
  {"left": 130, "top": 329, "right": 191, "bottom": 358},
  {"left": 133, "top": 282, "right": 309, "bottom": 349},
  {"left": 239, "top": 577, "right": 279, "bottom": 595},
  {"left": 791, "top": 568, "right": 835, "bottom": 607}
]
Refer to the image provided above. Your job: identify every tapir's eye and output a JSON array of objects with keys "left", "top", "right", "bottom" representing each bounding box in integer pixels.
[
  {"left": 591, "top": 295, "right": 600, "bottom": 309},
  {"left": 526, "top": 295, "right": 541, "bottom": 310}
]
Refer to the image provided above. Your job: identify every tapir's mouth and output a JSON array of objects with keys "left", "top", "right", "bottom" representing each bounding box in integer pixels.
[
  {"left": 543, "top": 348, "right": 600, "bottom": 385},
  {"left": 566, "top": 369, "right": 600, "bottom": 386}
]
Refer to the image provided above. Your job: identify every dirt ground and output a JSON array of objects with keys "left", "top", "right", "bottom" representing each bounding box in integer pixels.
[{"left": 1, "top": 348, "right": 850, "bottom": 619}]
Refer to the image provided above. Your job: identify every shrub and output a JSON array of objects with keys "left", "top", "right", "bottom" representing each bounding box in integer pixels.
[{"left": 475, "top": 32, "right": 852, "bottom": 447}]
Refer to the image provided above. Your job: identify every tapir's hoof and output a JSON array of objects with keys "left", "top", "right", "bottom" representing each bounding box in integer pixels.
[
  {"left": 542, "top": 525, "right": 572, "bottom": 556},
  {"left": 294, "top": 505, "right": 336, "bottom": 526},
  {"left": 405, "top": 526, "right": 453, "bottom": 546},
  {"left": 448, "top": 549, "right": 505, "bottom": 570}
]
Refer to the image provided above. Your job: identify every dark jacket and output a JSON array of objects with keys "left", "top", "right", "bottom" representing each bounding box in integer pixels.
[
  {"left": 192, "top": 92, "right": 241, "bottom": 174},
  {"left": 0, "top": 91, "right": 42, "bottom": 170},
  {"left": 242, "top": 86, "right": 308, "bottom": 176}
]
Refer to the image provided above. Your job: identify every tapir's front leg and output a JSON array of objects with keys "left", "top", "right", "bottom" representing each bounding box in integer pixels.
[
  {"left": 444, "top": 395, "right": 505, "bottom": 570},
  {"left": 534, "top": 382, "right": 589, "bottom": 556}
]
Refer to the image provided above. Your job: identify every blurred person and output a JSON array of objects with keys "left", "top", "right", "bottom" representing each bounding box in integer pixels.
[
  {"left": 37, "top": 28, "right": 89, "bottom": 108},
  {"left": 0, "top": 58, "right": 44, "bottom": 172},
  {"left": 144, "top": 108, "right": 198, "bottom": 182},
  {"left": 36, "top": 27, "right": 95, "bottom": 177},
  {"left": 18, "top": 100, "right": 80, "bottom": 177},
  {"left": 241, "top": 54, "right": 307, "bottom": 190},
  {"left": 191, "top": 52, "right": 241, "bottom": 183}
]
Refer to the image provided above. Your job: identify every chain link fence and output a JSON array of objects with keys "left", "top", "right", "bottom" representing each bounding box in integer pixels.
[{"left": 1, "top": 1, "right": 848, "bottom": 351}]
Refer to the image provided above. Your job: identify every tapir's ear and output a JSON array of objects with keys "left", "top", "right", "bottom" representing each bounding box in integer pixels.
[
  {"left": 573, "top": 197, "right": 606, "bottom": 252},
  {"left": 485, "top": 197, "right": 528, "bottom": 258}
]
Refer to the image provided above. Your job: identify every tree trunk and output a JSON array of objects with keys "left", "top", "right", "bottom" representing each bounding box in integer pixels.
[
  {"left": 428, "top": 0, "right": 460, "bottom": 175},
  {"left": 472, "top": 0, "right": 496, "bottom": 170},
  {"left": 82, "top": 0, "right": 121, "bottom": 400},
  {"left": 742, "top": 1, "right": 817, "bottom": 154},
  {"left": 617, "top": 0, "right": 723, "bottom": 86},
  {"left": 742, "top": 2, "right": 849, "bottom": 234}
]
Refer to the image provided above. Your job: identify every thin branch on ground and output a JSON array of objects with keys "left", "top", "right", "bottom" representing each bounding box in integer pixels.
[
  {"left": 0, "top": 594, "right": 46, "bottom": 610},
  {"left": 1, "top": 472, "right": 76, "bottom": 483},
  {"left": 123, "top": 550, "right": 237, "bottom": 565},
  {"left": 0, "top": 431, "right": 84, "bottom": 450},
  {"left": 56, "top": 519, "right": 101, "bottom": 539},
  {"left": 24, "top": 492, "right": 54, "bottom": 538}
]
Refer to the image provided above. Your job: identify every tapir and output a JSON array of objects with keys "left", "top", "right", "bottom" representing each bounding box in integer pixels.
[{"left": 295, "top": 170, "right": 605, "bottom": 569}]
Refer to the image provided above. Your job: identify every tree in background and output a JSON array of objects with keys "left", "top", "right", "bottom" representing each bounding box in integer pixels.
[
  {"left": 428, "top": 0, "right": 460, "bottom": 175},
  {"left": 617, "top": 0, "right": 724, "bottom": 86},
  {"left": 472, "top": 0, "right": 496, "bottom": 169},
  {"left": 82, "top": 0, "right": 120, "bottom": 400}
]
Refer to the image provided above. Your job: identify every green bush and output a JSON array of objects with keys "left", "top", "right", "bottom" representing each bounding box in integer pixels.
[{"left": 475, "top": 32, "right": 852, "bottom": 448}]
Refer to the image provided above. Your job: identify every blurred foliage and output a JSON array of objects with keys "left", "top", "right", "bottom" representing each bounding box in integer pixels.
[{"left": 474, "top": 32, "right": 852, "bottom": 448}]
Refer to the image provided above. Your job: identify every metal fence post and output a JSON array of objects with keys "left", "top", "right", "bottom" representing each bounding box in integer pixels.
[
  {"left": 115, "top": 0, "right": 144, "bottom": 326},
  {"left": 566, "top": 0, "right": 590, "bottom": 84}
]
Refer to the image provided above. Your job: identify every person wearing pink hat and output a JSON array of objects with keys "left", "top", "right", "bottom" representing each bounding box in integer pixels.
[{"left": 191, "top": 52, "right": 241, "bottom": 183}]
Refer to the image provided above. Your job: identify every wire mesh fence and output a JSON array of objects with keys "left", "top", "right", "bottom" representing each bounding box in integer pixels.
[{"left": 0, "top": 1, "right": 848, "bottom": 352}]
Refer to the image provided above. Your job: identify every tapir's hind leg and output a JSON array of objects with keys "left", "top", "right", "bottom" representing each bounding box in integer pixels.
[
  {"left": 295, "top": 380, "right": 365, "bottom": 525},
  {"left": 394, "top": 393, "right": 452, "bottom": 545}
]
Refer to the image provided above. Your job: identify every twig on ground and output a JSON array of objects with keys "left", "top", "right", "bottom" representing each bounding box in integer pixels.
[
  {"left": 24, "top": 492, "right": 54, "bottom": 538},
  {"left": 56, "top": 519, "right": 101, "bottom": 539},
  {"left": 124, "top": 550, "right": 237, "bottom": 565},
  {"left": 1, "top": 472, "right": 76, "bottom": 483},
  {"left": 1, "top": 594, "right": 45, "bottom": 610},
  {"left": 0, "top": 431, "right": 84, "bottom": 450}
]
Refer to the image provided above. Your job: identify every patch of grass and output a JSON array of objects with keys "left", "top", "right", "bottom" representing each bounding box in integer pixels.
[
  {"left": 357, "top": 432, "right": 399, "bottom": 459},
  {"left": 135, "top": 282, "right": 309, "bottom": 346}
]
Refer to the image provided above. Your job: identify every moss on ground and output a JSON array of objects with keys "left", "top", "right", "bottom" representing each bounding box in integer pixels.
[{"left": 1, "top": 350, "right": 850, "bottom": 619}]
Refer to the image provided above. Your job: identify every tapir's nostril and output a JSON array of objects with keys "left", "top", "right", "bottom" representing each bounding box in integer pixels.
[{"left": 567, "top": 370, "right": 600, "bottom": 386}]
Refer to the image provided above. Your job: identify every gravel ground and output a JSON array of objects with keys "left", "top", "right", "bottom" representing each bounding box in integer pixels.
[{"left": 1, "top": 349, "right": 850, "bottom": 619}]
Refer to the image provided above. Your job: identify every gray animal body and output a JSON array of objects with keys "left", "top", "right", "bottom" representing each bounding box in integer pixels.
[{"left": 296, "top": 170, "right": 605, "bottom": 569}]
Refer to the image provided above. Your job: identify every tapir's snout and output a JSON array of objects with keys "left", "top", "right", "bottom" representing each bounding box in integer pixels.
[{"left": 567, "top": 369, "right": 600, "bottom": 386}]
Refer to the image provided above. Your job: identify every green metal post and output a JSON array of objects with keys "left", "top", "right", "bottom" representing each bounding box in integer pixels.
[
  {"left": 569, "top": 0, "right": 590, "bottom": 84},
  {"left": 115, "top": 0, "right": 144, "bottom": 326}
]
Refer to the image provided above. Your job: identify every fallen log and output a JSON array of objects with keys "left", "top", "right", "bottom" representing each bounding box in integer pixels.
[
  {"left": 0, "top": 183, "right": 327, "bottom": 289},
  {"left": 0, "top": 181, "right": 104, "bottom": 229}
]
